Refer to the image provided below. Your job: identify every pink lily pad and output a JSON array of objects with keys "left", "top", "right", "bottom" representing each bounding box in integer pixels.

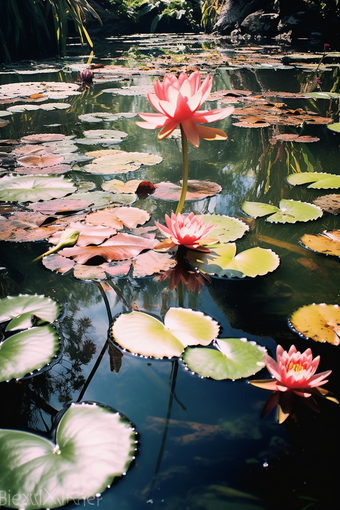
[
  {"left": 14, "top": 164, "right": 72, "bottom": 175},
  {"left": 16, "top": 154, "right": 65, "bottom": 168},
  {"left": 28, "top": 198, "right": 93, "bottom": 215},
  {"left": 58, "top": 233, "right": 157, "bottom": 264},
  {"left": 85, "top": 207, "right": 151, "bottom": 229},
  {"left": 152, "top": 180, "right": 221, "bottom": 201},
  {"left": 0, "top": 212, "right": 64, "bottom": 242},
  {"left": 20, "top": 134, "right": 66, "bottom": 144}
]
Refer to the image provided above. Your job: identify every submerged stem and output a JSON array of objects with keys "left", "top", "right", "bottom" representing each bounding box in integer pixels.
[{"left": 175, "top": 125, "right": 189, "bottom": 215}]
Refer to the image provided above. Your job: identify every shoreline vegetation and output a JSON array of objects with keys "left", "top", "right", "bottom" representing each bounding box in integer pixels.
[{"left": 1, "top": 0, "right": 339, "bottom": 64}]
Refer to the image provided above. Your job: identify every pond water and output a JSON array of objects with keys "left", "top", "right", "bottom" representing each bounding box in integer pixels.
[{"left": 0, "top": 34, "right": 340, "bottom": 510}]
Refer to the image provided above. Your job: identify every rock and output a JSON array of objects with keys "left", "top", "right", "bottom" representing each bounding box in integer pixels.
[
  {"left": 241, "top": 10, "right": 279, "bottom": 36},
  {"left": 214, "top": 0, "right": 278, "bottom": 34},
  {"left": 213, "top": 0, "right": 329, "bottom": 43}
]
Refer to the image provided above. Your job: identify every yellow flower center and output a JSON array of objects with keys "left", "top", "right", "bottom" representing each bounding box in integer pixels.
[{"left": 288, "top": 362, "right": 303, "bottom": 373}]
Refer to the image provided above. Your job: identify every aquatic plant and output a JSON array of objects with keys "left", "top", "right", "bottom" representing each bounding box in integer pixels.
[
  {"left": 137, "top": 70, "right": 233, "bottom": 212},
  {"left": 250, "top": 345, "right": 338, "bottom": 423},
  {"left": 154, "top": 211, "right": 217, "bottom": 251},
  {"left": 0, "top": 0, "right": 101, "bottom": 62}
]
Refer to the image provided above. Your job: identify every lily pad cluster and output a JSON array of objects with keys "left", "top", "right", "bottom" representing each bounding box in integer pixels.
[
  {"left": 0, "top": 294, "right": 62, "bottom": 382},
  {"left": 111, "top": 307, "right": 267, "bottom": 379}
]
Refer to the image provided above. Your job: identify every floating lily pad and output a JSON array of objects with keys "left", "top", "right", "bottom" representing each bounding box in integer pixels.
[
  {"left": 85, "top": 206, "right": 151, "bottom": 229},
  {"left": 6, "top": 103, "right": 71, "bottom": 113},
  {"left": 203, "top": 214, "right": 249, "bottom": 243},
  {"left": 187, "top": 243, "right": 280, "bottom": 278},
  {"left": 103, "top": 85, "right": 152, "bottom": 96},
  {"left": 152, "top": 180, "right": 221, "bottom": 202},
  {"left": 20, "top": 134, "right": 66, "bottom": 144},
  {"left": 328, "top": 122, "right": 340, "bottom": 133},
  {"left": 0, "top": 402, "right": 137, "bottom": 508},
  {"left": 111, "top": 308, "right": 220, "bottom": 359},
  {"left": 182, "top": 337, "right": 266, "bottom": 380},
  {"left": 270, "top": 134, "right": 320, "bottom": 143},
  {"left": 58, "top": 232, "right": 157, "bottom": 264},
  {"left": 75, "top": 129, "right": 128, "bottom": 146},
  {"left": 313, "top": 194, "right": 340, "bottom": 214},
  {"left": 42, "top": 248, "right": 174, "bottom": 280},
  {"left": 0, "top": 211, "right": 63, "bottom": 242},
  {"left": 242, "top": 199, "right": 323, "bottom": 223},
  {"left": 129, "top": 250, "right": 176, "bottom": 278},
  {"left": 300, "top": 230, "right": 340, "bottom": 257},
  {"left": 28, "top": 198, "right": 93, "bottom": 215},
  {"left": 0, "top": 175, "right": 76, "bottom": 203},
  {"left": 78, "top": 112, "right": 137, "bottom": 123},
  {"left": 83, "top": 151, "right": 162, "bottom": 175},
  {"left": 289, "top": 303, "right": 340, "bottom": 345},
  {"left": 49, "top": 222, "right": 117, "bottom": 248},
  {"left": 286, "top": 172, "right": 340, "bottom": 189},
  {"left": 17, "top": 154, "right": 65, "bottom": 168},
  {"left": 66, "top": 191, "right": 136, "bottom": 207},
  {"left": 0, "top": 325, "right": 61, "bottom": 382},
  {"left": 101, "top": 179, "right": 143, "bottom": 194},
  {"left": 0, "top": 82, "right": 80, "bottom": 101},
  {"left": 0, "top": 294, "right": 61, "bottom": 331},
  {"left": 14, "top": 164, "right": 72, "bottom": 176}
]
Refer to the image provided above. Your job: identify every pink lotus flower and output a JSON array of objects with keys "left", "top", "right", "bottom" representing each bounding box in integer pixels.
[
  {"left": 252, "top": 344, "right": 331, "bottom": 397},
  {"left": 250, "top": 344, "right": 338, "bottom": 423},
  {"left": 136, "top": 71, "right": 234, "bottom": 147},
  {"left": 154, "top": 212, "right": 217, "bottom": 251}
]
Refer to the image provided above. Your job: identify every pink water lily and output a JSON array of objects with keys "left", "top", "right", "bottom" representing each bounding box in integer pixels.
[
  {"left": 250, "top": 344, "right": 338, "bottom": 423},
  {"left": 252, "top": 344, "right": 331, "bottom": 397},
  {"left": 154, "top": 212, "right": 217, "bottom": 251},
  {"left": 136, "top": 71, "right": 234, "bottom": 147}
]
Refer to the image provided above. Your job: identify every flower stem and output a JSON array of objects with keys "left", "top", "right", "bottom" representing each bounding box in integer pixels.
[{"left": 175, "top": 124, "right": 189, "bottom": 215}]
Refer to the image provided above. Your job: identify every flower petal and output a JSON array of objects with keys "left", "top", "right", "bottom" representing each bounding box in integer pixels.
[
  {"left": 248, "top": 379, "right": 280, "bottom": 391},
  {"left": 158, "top": 119, "right": 180, "bottom": 139},
  {"left": 193, "top": 106, "right": 234, "bottom": 124},
  {"left": 181, "top": 119, "right": 200, "bottom": 147},
  {"left": 196, "top": 125, "right": 228, "bottom": 141}
]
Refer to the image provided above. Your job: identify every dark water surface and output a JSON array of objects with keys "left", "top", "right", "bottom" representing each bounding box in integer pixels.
[{"left": 0, "top": 34, "right": 340, "bottom": 510}]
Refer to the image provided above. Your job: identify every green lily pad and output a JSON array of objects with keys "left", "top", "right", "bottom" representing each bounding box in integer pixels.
[
  {"left": 0, "top": 175, "right": 76, "bottom": 203},
  {"left": 242, "top": 199, "right": 323, "bottom": 223},
  {"left": 328, "top": 122, "right": 340, "bottom": 133},
  {"left": 203, "top": 214, "right": 249, "bottom": 243},
  {"left": 111, "top": 308, "right": 220, "bottom": 359},
  {"left": 0, "top": 402, "right": 137, "bottom": 509},
  {"left": 288, "top": 303, "right": 340, "bottom": 345},
  {"left": 0, "top": 294, "right": 61, "bottom": 331},
  {"left": 182, "top": 338, "right": 266, "bottom": 380},
  {"left": 0, "top": 325, "right": 61, "bottom": 382},
  {"left": 286, "top": 172, "right": 340, "bottom": 189},
  {"left": 187, "top": 244, "right": 280, "bottom": 278}
]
